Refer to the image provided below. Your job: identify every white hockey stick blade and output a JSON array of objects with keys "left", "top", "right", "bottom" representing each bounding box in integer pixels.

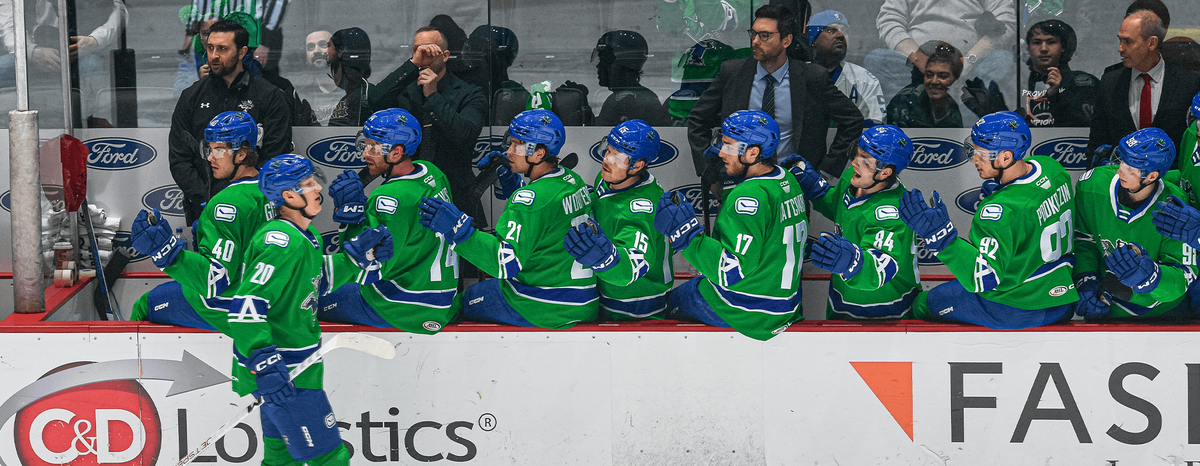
[{"left": 174, "top": 333, "right": 396, "bottom": 466}]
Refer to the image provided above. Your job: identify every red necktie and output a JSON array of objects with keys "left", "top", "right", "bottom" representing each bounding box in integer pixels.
[{"left": 1139, "top": 73, "right": 1152, "bottom": 129}]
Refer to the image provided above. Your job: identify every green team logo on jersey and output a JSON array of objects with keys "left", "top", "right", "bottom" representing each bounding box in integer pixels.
[
  {"left": 265, "top": 231, "right": 290, "bottom": 248},
  {"left": 875, "top": 205, "right": 899, "bottom": 220},
  {"left": 980, "top": 204, "right": 1003, "bottom": 220},
  {"left": 513, "top": 190, "right": 536, "bottom": 206},
  {"left": 376, "top": 196, "right": 398, "bottom": 214},
  {"left": 630, "top": 199, "right": 654, "bottom": 213},
  {"left": 734, "top": 197, "right": 759, "bottom": 215},
  {"left": 214, "top": 204, "right": 237, "bottom": 222}
]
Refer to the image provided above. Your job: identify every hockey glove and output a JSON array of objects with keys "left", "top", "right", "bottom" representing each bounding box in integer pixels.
[
  {"left": 329, "top": 168, "right": 367, "bottom": 224},
  {"left": 1104, "top": 241, "right": 1161, "bottom": 294},
  {"left": 1072, "top": 273, "right": 1111, "bottom": 319},
  {"left": 247, "top": 345, "right": 295, "bottom": 405},
  {"left": 654, "top": 191, "right": 704, "bottom": 252},
  {"left": 477, "top": 151, "right": 522, "bottom": 200},
  {"left": 1092, "top": 145, "right": 1116, "bottom": 168},
  {"left": 131, "top": 209, "right": 186, "bottom": 269},
  {"left": 779, "top": 153, "right": 830, "bottom": 200},
  {"left": 961, "top": 78, "right": 1008, "bottom": 118},
  {"left": 343, "top": 225, "right": 394, "bottom": 271},
  {"left": 898, "top": 189, "right": 957, "bottom": 254},
  {"left": 811, "top": 232, "right": 863, "bottom": 280},
  {"left": 980, "top": 179, "right": 1001, "bottom": 199},
  {"left": 563, "top": 219, "right": 619, "bottom": 272},
  {"left": 1153, "top": 195, "right": 1200, "bottom": 250},
  {"left": 418, "top": 197, "right": 475, "bottom": 245}
]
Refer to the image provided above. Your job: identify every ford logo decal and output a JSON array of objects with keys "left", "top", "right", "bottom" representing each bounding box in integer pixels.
[
  {"left": 955, "top": 187, "right": 986, "bottom": 215},
  {"left": 84, "top": 138, "right": 157, "bottom": 170},
  {"left": 589, "top": 139, "right": 679, "bottom": 168},
  {"left": 307, "top": 136, "right": 365, "bottom": 168},
  {"left": 671, "top": 183, "right": 721, "bottom": 216},
  {"left": 321, "top": 230, "right": 342, "bottom": 255},
  {"left": 141, "top": 185, "right": 186, "bottom": 217},
  {"left": 1031, "top": 137, "right": 1089, "bottom": 170},
  {"left": 113, "top": 231, "right": 149, "bottom": 262},
  {"left": 916, "top": 244, "right": 942, "bottom": 266},
  {"left": 474, "top": 134, "right": 507, "bottom": 163},
  {"left": 907, "top": 137, "right": 971, "bottom": 171},
  {"left": 1, "top": 184, "right": 64, "bottom": 212}
]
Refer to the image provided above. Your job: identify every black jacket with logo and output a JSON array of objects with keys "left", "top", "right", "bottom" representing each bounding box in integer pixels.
[{"left": 169, "top": 70, "right": 292, "bottom": 224}]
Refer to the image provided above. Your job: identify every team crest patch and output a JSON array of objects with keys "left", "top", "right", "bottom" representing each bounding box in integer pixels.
[
  {"left": 376, "top": 196, "right": 398, "bottom": 214},
  {"left": 423, "top": 321, "right": 443, "bottom": 332},
  {"left": 630, "top": 198, "right": 654, "bottom": 213},
  {"left": 734, "top": 197, "right": 759, "bottom": 215},
  {"left": 1079, "top": 168, "right": 1094, "bottom": 182},
  {"left": 979, "top": 204, "right": 1003, "bottom": 220},
  {"left": 214, "top": 203, "right": 237, "bottom": 222},
  {"left": 1049, "top": 285, "right": 1069, "bottom": 297},
  {"left": 238, "top": 100, "right": 253, "bottom": 112},
  {"left": 875, "top": 205, "right": 900, "bottom": 220},
  {"left": 265, "top": 231, "right": 290, "bottom": 248},
  {"left": 512, "top": 190, "right": 536, "bottom": 206}
]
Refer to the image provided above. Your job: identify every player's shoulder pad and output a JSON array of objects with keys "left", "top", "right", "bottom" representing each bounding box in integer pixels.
[
  {"left": 264, "top": 230, "right": 290, "bottom": 248},
  {"left": 978, "top": 203, "right": 1004, "bottom": 221},
  {"left": 212, "top": 203, "right": 238, "bottom": 222}
]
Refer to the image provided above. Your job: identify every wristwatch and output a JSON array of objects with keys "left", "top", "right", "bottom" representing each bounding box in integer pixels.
[{"left": 966, "top": 54, "right": 979, "bottom": 65}]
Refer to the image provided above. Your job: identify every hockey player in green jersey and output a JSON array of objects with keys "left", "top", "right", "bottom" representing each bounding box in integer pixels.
[
  {"left": 129, "top": 111, "right": 273, "bottom": 331},
  {"left": 900, "top": 111, "right": 1078, "bottom": 329},
  {"left": 1161, "top": 92, "right": 1200, "bottom": 204},
  {"left": 1073, "top": 127, "right": 1197, "bottom": 319},
  {"left": 418, "top": 109, "right": 598, "bottom": 328},
  {"left": 656, "top": 110, "right": 806, "bottom": 340},
  {"left": 782, "top": 124, "right": 921, "bottom": 319},
  {"left": 316, "top": 108, "right": 460, "bottom": 333},
  {"left": 562, "top": 119, "right": 673, "bottom": 320},
  {"left": 227, "top": 154, "right": 391, "bottom": 466}
]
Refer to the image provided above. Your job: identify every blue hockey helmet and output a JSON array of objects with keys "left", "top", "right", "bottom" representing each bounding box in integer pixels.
[
  {"left": 721, "top": 110, "right": 779, "bottom": 159},
  {"left": 358, "top": 108, "right": 422, "bottom": 157},
  {"left": 204, "top": 111, "right": 258, "bottom": 155},
  {"left": 1189, "top": 91, "right": 1200, "bottom": 127},
  {"left": 1117, "top": 127, "right": 1175, "bottom": 178},
  {"left": 259, "top": 154, "right": 317, "bottom": 207},
  {"left": 966, "top": 111, "right": 1032, "bottom": 161},
  {"left": 507, "top": 109, "right": 566, "bottom": 158},
  {"left": 603, "top": 119, "right": 660, "bottom": 166},
  {"left": 858, "top": 124, "right": 913, "bottom": 173}
]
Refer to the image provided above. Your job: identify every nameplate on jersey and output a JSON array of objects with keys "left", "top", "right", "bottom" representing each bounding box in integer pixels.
[
  {"left": 734, "top": 197, "right": 759, "bottom": 215},
  {"left": 630, "top": 199, "right": 654, "bottom": 214},
  {"left": 512, "top": 190, "right": 536, "bottom": 206},
  {"left": 875, "top": 205, "right": 899, "bottom": 221},
  {"left": 376, "top": 196, "right": 398, "bottom": 214},
  {"left": 214, "top": 204, "right": 237, "bottom": 222},
  {"left": 979, "top": 204, "right": 1003, "bottom": 221},
  {"left": 265, "top": 231, "right": 290, "bottom": 248}
]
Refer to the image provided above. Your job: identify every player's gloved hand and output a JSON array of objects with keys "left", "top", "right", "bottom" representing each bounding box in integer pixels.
[
  {"left": 779, "top": 153, "right": 830, "bottom": 200},
  {"left": 654, "top": 191, "right": 704, "bottom": 252},
  {"left": 1072, "top": 273, "right": 1111, "bottom": 319},
  {"left": 557, "top": 80, "right": 589, "bottom": 97},
  {"left": 980, "top": 179, "right": 1001, "bottom": 199},
  {"left": 343, "top": 225, "right": 394, "bottom": 270},
  {"left": 1104, "top": 242, "right": 1161, "bottom": 294},
  {"left": 811, "top": 232, "right": 863, "bottom": 280},
  {"left": 131, "top": 209, "right": 186, "bottom": 269},
  {"left": 898, "top": 189, "right": 957, "bottom": 254},
  {"left": 329, "top": 168, "right": 367, "bottom": 224},
  {"left": 703, "top": 143, "right": 720, "bottom": 159},
  {"left": 961, "top": 78, "right": 1008, "bottom": 118},
  {"left": 1153, "top": 195, "right": 1200, "bottom": 250},
  {"left": 418, "top": 197, "right": 475, "bottom": 245},
  {"left": 563, "top": 219, "right": 619, "bottom": 272},
  {"left": 1092, "top": 145, "right": 1116, "bottom": 168},
  {"left": 247, "top": 345, "right": 295, "bottom": 404},
  {"left": 479, "top": 152, "right": 522, "bottom": 201}
]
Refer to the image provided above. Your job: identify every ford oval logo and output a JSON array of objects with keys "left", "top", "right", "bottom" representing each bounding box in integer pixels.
[
  {"left": 1031, "top": 137, "right": 1089, "bottom": 170},
  {"left": 321, "top": 230, "right": 342, "bottom": 255},
  {"left": 955, "top": 187, "right": 986, "bottom": 215},
  {"left": 84, "top": 138, "right": 157, "bottom": 170},
  {"left": 307, "top": 136, "right": 364, "bottom": 169},
  {"left": 0, "top": 184, "right": 64, "bottom": 212},
  {"left": 916, "top": 244, "right": 942, "bottom": 266},
  {"left": 672, "top": 183, "right": 721, "bottom": 216},
  {"left": 474, "top": 134, "right": 507, "bottom": 163},
  {"left": 141, "top": 185, "right": 186, "bottom": 217},
  {"left": 589, "top": 139, "right": 680, "bottom": 168},
  {"left": 113, "top": 231, "right": 149, "bottom": 262},
  {"left": 907, "top": 137, "right": 971, "bottom": 171},
  {"left": 0, "top": 191, "right": 8, "bottom": 212}
]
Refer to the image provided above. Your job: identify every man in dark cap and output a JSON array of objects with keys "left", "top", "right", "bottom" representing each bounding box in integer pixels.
[
  {"left": 327, "top": 27, "right": 373, "bottom": 127},
  {"left": 591, "top": 30, "right": 670, "bottom": 126},
  {"left": 1020, "top": 19, "right": 1098, "bottom": 128}
]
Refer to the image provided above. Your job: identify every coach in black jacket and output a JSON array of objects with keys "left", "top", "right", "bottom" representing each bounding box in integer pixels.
[
  {"left": 168, "top": 19, "right": 292, "bottom": 225},
  {"left": 1087, "top": 10, "right": 1200, "bottom": 168},
  {"left": 687, "top": 4, "right": 861, "bottom": 178}
]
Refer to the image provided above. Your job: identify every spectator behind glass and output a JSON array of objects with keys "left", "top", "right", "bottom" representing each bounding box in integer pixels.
[
  {"left": 886, "top": 41, "right": 964, "bottom": 128},
  {"left": 429, "top": 14, "right": 470, "bottom": 77},
  {"left": 808, "top": 10, "right": 886, "bottom": 125},
  {"left": 1020, "top": 20, "right": 1098, "bottom": 128},
  {"left": 591, "top": 30, "right": 670, "bottom": 126},
  {"left": 293, "top": 30, "right": 341, "bottom": 125},
  {"left": 326, "top": 27, "right": 372, "bottom": 127},
  {"left": 460, "top": 25, "right": 525, "bottom": 124}
]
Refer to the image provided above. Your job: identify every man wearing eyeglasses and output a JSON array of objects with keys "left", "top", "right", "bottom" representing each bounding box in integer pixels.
[{"left": 686, "top": 3, "right": 862, "bottom": 186}]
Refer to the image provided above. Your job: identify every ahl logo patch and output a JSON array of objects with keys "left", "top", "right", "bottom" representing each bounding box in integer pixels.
[
  {"left": 734, "top": 197, "right": 759, "bottom": 215},
  {"left": 265, "top": 231, "right": 290, "bottom": 248},
  {"left": 423, "top": 321, "right": 443, "bottom": 332},
  {"left": 376, "top": 196, "right": 398, "bottom": 214},
  {"left": 214, "top": 203, "right": 237, "bottom": 222},
  {"left": 1049, "top": 285, "right": 1070, "bottom": 297},
  {"left": 630, "top": 198, "right": 654, "bottom": 214},
  {"left": 875, "top": 205, "right": 900, "bottom": 221},
  {"left": 979, "top": 203, "right": 1004, "bottom": 220},
  {"left": 512, "top": 190, "right": 536, "bottom": 206}
]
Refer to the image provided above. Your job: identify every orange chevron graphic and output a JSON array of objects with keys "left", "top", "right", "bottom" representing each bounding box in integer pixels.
[{"left": 851, "top": 361, "right": 914, "bottom": 441}]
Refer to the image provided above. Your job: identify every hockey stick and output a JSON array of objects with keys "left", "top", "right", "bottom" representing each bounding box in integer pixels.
[
  {"left": 81, "top": 201, "right": 118, "bottom": 320},
  {"left": 175, "top": 333, "right": 396, "bottom": 466}
]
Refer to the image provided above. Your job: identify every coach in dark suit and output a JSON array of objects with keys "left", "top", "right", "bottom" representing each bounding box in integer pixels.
[
  {"left": 687, "top": 4, "right": 862, "bottom": 178},
  {"left": 1087, "top": 10, "right": 1200, "bottom": 167}
]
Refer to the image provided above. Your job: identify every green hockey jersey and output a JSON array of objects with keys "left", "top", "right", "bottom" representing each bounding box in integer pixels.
[
  {"left": 456, "top": 167, "right": 599, "bottom": 328},
  {"left": 1074, "top": 166, "right": 1197, "bottom": 317},
  {"left": 812, "top": 168, "right": 920, "bottom": 319},
  {"left": 592, "top": 172, "right": 673, "bottom": 319},
  {"left": 683, "top": 166, "right": 806, "bottom": 341},
  {"left": 335, "top": 161, "right": 460, "bottom": 333},
  {"left": 927, "top": 156, "right": 1079, "bottom": 311},
  {"left": 1164, "top": 122, "right": 1200, "bottom": 206},
  {"left": 228, "top": 218, "right": 327, "bottom": 396}
]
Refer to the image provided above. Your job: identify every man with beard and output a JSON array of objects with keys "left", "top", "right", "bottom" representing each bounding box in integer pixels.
[
  {"left": 169, "top": 18, "right": 292, "bottom": 225},
  {"left": 294, "top": 30, "right": 342, "bottom": 125},
  {"left": 1020, "top": 20, "right": 1098, "bottom": 128},
  {"left": 326, "top": 27, "right": 373, "bottom": 127},
  {"left": 885, "top": 41, "right": 965, "bottom": 128},
  {"left": 808, "top": 10, "right": 886, "bottom": 125}
]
